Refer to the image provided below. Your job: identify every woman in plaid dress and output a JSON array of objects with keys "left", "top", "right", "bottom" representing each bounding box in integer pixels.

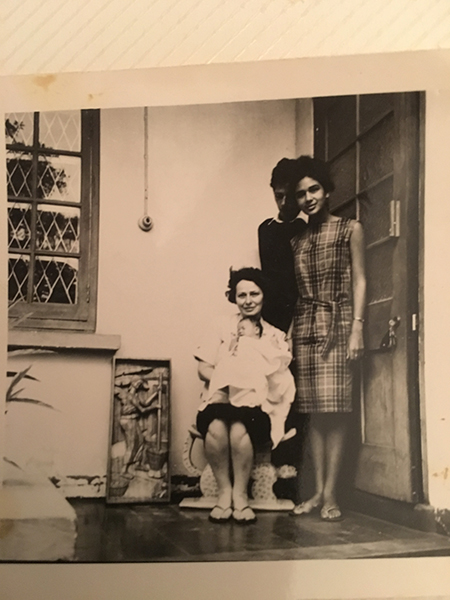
[{"left": 290, "top": 156, "right": 366, "bottom": 521}]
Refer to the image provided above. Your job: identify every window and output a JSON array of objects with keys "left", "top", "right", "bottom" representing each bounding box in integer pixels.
[{"left": 6, "top": 110, "right": 100, "bottom": 331}]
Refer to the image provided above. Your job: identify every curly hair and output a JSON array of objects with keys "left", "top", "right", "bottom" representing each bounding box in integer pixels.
[
  {"left": 292, "top": 155, "right": 335, "bottom": 194},
  {"left": 225, "top": 267, "right": 267, "bottom": 304},
  {"left": 270, "top": 157, "right": 297, "bottom": 189}
]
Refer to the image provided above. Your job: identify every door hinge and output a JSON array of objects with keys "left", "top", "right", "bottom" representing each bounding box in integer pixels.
[
  {"left": 412, "top": 313, "right": 418, "bottom": 331},
  {"left": 389, "top": 200, "right": 400, "bottom": 237},
  {"left": 86, "top": 284, "right": 90, "bottom": 303}
]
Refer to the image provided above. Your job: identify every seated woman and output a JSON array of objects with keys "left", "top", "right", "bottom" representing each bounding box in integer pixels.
[{"left": 194, "top": 267, "right": 295, "bottom": 524}]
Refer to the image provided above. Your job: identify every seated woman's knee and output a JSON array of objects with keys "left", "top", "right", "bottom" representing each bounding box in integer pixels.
[
  {"left": 229, "top": 420, "right": 250, "bottom": 444},
  {"left": 207, "top": 418, "right": 228, "bottom": 439}
]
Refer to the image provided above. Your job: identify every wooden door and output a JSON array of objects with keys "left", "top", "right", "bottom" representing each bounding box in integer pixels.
[{"left": 314, "top": 93, "right": 423, "bottom": 502}]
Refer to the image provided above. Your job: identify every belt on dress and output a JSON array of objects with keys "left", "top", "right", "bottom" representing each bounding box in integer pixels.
[{"left": 298, "top": 297, "right": 343, "bottom": 357}]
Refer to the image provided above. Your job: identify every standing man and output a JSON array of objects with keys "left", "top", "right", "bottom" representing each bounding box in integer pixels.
[
  {"left": 258, "top": 158, "right": 307, "bottom": 333},
  {"left": 258, "top": 158, "right": 308, "bottom": 501}
]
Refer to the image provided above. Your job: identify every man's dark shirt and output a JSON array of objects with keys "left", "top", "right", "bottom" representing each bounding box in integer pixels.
[{"left": 258, "top": 217, "right": 307, "bottom": 333}]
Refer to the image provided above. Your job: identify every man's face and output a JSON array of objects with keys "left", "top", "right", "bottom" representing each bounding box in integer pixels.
[{"left": 273, "top": 184, "right": 300, "bottom": 222}]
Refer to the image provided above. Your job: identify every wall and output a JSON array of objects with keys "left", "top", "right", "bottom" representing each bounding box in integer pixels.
[
  {"left": 422, "top": 90, "right": 450, "bottom": 511},
  {"left": 6, "top": 351, "right": 113, "bottom": 496},
  {"left": 96, "top": 100, "right": 306, "bottom": 476}
]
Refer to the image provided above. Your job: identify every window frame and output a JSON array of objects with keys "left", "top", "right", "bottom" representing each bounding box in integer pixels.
[{"left": 7, "top": 109, "right": 100, "bottom": 332}]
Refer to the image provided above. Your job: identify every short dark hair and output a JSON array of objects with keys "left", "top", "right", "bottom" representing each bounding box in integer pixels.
[
  {"left": 226, "top": 267, "right": 267, "bottom": 304},
  {"left": 270, "top": 158, "right": 297, "bottom": 189},
  {"left": 292, "top": 155, "right": 335, "bottom": 193}
]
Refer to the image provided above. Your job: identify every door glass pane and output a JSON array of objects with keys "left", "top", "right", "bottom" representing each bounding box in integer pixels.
[
  {"left": 6, "top": 151, "right": 33, "bottom": 198},
  {"left": 5, "top": 113, "right": 34, "bottom": 146},
  {"left": 360, "top": 93, "right": 394, "bottom": 134},
  {"left": 334, "top": 200, "right": 357, "bottom": 219},
  {"left": 33, "top": 256, "right": 79, "bottom": 304},
  {"left": 39, "top": 111, "right": 81, "bottom": 152},
  {"left": 8, "top": 202, "right": 32, "bottom": 250},
  {"left": 359, "top": 177, "right": 393, "bottom": 246},
  {"left": 329, "top": 146, "right": 356, "bottom": 210},
  {"left": 327, "top": 96, "right": 357, "bottom": 159},
  {"left": 36, "top": 205, "right": 80, "bottom": 253},
  {"left": 360, "top": 114, "right": 394, "bottom": 188},
  {"left": 37, "top": 154, "right": 81, "bottom": 202},
  {"left": 366, "top": 242, "right": 393, "bottom": 303},
  {"left": 8, "top": 254, "right": 29, "bottom": 303}
]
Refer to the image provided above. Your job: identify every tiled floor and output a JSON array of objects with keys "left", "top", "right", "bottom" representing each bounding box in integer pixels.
[{"left": 70, "top": 500, "right": 450, "bottom": 562}]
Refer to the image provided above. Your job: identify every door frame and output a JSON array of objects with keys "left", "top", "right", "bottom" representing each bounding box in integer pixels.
[
  {"left": 403, "top": 91, "right": 425, "bottom": 505},
  {"left": 417, "top": 92, "right": 428, "bottom": 504}
]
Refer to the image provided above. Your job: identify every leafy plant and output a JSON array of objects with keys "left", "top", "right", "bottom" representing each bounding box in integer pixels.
[{"left": 6, "top": 365, "right": 54, "bottom": 413}]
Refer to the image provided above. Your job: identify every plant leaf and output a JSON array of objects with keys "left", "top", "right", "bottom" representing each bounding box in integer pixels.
[
  {"left": 6, "top": 366, "right": 34, "bottom": 400},
  {"left": 8, "top": 387, "right": 24, "bottom": 399},
  {"left": 5, "top": 397, "right": 56, "bottom": 410},
  {"left": 7, "top": 370, "right": 39, "bottom": 381},
  {"left": 3, "top": 457, "right": 23, "bottom": 470}
]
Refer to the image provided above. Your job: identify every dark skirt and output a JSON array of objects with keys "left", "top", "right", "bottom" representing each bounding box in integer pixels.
[{"left": 196, "top": 404, "right": 272, "bottom": 450}]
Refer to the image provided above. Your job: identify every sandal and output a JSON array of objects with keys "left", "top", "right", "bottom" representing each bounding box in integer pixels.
[
  {"left": 290, "top": 500, "right": 321, "bottom": 517},
  {"left": 209, "top": 505, "right": 232, "bottom": 523},
  {"left": 320, "top": 505, "right": 343, "bottom": 522},
  {"left": 232, "top": 506, "right": 257, "bottom": 525}
]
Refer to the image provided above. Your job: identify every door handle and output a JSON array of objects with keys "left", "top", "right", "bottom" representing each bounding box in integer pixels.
[{"left": 380, "top": 316, "right": 401, "bottom": 350}]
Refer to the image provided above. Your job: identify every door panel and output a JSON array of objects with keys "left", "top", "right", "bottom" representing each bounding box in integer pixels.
[
  {"left": 314, "top": 92, "right": 422, "bottom": 502},
  {"left": 330, "top": 147, "right": 357, "bottom": 210}
]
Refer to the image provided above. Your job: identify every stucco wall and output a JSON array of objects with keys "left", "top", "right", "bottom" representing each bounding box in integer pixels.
[
  {"left": 6, "top": 351, "right": 113, "bottom": 496},
  {"left": 96, "top": 100, "right": 305, "bottom": 477}
]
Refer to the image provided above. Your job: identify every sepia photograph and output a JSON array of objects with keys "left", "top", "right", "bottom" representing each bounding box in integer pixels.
[
  {"left": 1, "top": 0, "right": 450, "bottom": 589},
  {"left": 2, "top": 85, "right": 450, "bottom": 568}
]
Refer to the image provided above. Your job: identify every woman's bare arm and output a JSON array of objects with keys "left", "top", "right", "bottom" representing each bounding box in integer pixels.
[
  {"left": 348, "top": 221, "right": 366, "bottom": 360},
  {"left": 197, "top": 359, "right": 215, "bottom": 384}
]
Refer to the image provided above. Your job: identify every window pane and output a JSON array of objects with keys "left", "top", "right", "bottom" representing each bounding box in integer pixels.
[
  {"left": 5, "top": 113, "right": 34, "bottom": 146},
  {"left": 39, "top": 111, "right": 81, "bottom": 152},
  {"left": 7, "top": 150, "right": 33, "bottom": 198},
  {"left": 36, "top": 204, "right": 80, "bottom": 253},
  {"left": 8, "top": 202, "right": 32, "bottom": 250},
  {"left": 9, "top": 254, "right": 29, "bottom": 303},
  {"left": 33, "top": 256, "right": 79, "bottom": 304},
  {"left": 37, "top": 154, "right": 81, "bottom": 202}
]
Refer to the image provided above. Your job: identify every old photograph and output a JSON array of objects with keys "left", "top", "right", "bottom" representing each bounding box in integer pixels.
[{"left": 2, "top": 87, "right": 450, "bottom": 565}]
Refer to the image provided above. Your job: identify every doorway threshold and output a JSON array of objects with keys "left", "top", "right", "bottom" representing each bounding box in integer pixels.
[{"left": 344, "top": 490, "right": 450, "bottom": 537}]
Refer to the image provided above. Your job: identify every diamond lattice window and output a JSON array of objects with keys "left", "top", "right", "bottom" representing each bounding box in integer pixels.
[{"left": 6, "top": 110, "right": 99, "bottom": 331}]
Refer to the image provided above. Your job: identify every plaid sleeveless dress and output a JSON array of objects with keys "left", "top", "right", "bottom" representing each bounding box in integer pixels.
[{"left": 291, "top": 218, "right": 355, "bottom": 413}]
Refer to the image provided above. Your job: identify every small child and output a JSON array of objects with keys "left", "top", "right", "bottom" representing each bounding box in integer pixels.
[
  {"left": 206, "top": 316, "right": 295, "bottom": 448},
  {"left": 231, "top": 316, "right": 262, "bottom": 353}
]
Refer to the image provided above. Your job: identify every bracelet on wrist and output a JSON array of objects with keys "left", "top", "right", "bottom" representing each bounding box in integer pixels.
[{"left": 353, "top": 317, "right": 364, "bottom": 323}]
